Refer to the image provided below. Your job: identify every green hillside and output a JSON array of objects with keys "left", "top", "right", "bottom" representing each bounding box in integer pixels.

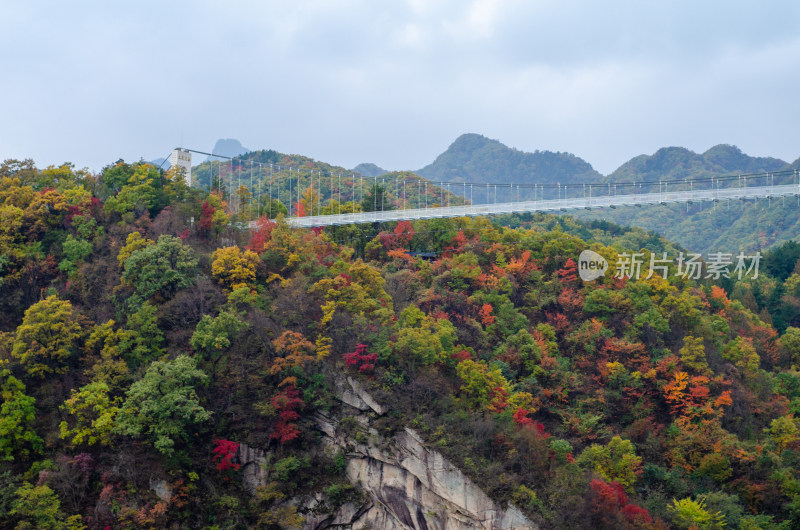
[
  {"left": 190, "top": 149, "right": 467, "bottom": 223},
  {"left": 606, "top": 144, "right": 786, "bottom": 183},
  {"left": 416, "top": 133, "right": 603, "bottom": 187}
]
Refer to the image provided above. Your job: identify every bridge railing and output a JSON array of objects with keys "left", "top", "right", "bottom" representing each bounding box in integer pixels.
[{"left": 256, "top": 182, "right": 800, "bottom": 228}]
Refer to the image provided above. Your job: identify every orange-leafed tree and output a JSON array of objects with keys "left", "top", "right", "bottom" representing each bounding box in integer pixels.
[
  {"left": 270, "top": 331, "right": 316, "bottom": 382},
  {"left": 478, "top": 303, "right": 496, "bottom": 326},
  {"left": 505, "top": 250, "right": 538, "bottom": 279},
  {"left": 293, "top": 200, "right": 306, "bottom": 218},
  {"left": 662, "top": 371, "right": 690, "bottom": 416},
  {"left": 557, "top": 258, "right": 579, "bottom": 285}
]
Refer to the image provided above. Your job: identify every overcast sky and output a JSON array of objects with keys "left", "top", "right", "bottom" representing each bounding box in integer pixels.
[{"left": 1, "top": 1, "right": 798, "bottom": 176}]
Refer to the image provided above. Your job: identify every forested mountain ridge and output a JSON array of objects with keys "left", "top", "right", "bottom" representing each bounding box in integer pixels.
[
  {"left": 189, "top": 149, "right": 467, "bottom": 229},
  {"left": 416, "top": 133, "right": 603, "bottom": 186},
  {"left": 605, "top": 144, "right": 788, "bottom": 183},
  {"left": 575, "top": 145, "right": 798, "bottom": 255},
  {"left": 414, "top": 133, "right": 791, "bottom": 187},
  {"left": 3, "top": 155, "right": 800, "bottom": 528},
  {"left": 407, "top": 133, "right": 798, "bottom": 254}
]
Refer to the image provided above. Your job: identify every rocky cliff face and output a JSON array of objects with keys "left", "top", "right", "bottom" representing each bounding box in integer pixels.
[
  {"left": 232, "top": 374, "right": 535, "bottom": 529},
  {"left": 308, "top": 376, "right": 535, "bottom": 530}
]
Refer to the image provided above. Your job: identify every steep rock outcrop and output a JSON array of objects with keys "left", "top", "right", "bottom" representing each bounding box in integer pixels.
[
  {"left": 304, "top": 374, "right": 536, "bottom": 530},
  {"left": 333, "top": 375, "right": 386, "bottom": 415},
  {"left": 235, "top": 442, "right": 271, "bottom": 495}
]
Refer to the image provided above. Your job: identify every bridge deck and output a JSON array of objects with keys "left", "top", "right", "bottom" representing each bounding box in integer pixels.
[{"left": 270, "top": 183, "right": 800, "bottom": 228}]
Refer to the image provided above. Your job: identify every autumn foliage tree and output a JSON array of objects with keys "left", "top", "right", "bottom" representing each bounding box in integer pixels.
[
  {"left": 212, "top": 439, "right": 241, "bottom": 472},
  {"left": 395, "top": 306, "right": 458, "bottom": 366},
  {"left": 211, "top": 246, "right": 260, "bottom": 291},
  {"left": 59, "top": 381, "right": 120, "bottom": 447},
  {"left": 247, "top": 218, "right": 277, "bottom": 254},
  {"left": 12, "top": 295, "right": 85, "bottom": 379},
  {"left": 589, "top": 479, "right": 653, "bottom": 528},
  {"left": 197, "top": 193, "right": 230, "bottom": 238},
  {"left": 270, "top": 385, "right": 304, "bottom": 445},
  {"left": 456, "top": 358, "right": 512, "bottom": 412},
  {"left": 557, "top": 257, "right": 579, "bottom": 285},
  {"left": 343, "top": 344, "right": 377, "bottom": 374},
  {"left": 314, "top": 259, "right": 394, "bottom": 326},
  {"left": 271, "top": 331, "right": 316, "bottom": 383},
  {"left": 380, "top": 220, "right": 415, "bottom": 251},
  {"left": 116, "top": 231, "right": 153, "bottom": 268}
]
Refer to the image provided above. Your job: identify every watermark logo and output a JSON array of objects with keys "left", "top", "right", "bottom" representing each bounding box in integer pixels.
[
  {"left": 578, "top": 249, "right": 608, "bottom": 281},
  {"left": 578, "top": 250, "right": 761, "bottom": 281}
]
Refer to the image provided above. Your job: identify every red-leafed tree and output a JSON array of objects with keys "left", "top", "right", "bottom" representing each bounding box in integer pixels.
[
  {"left": 393, "top": 220, "right": 415, "bottom": 248},
  {"left": 488, "top": 385, "right": 510, "bottom": 413},
  {"left": 513, "top": 407, "right": 534, "bottom": 427},
  {"left": 589, "top": 479, "right": 653, "bottom": 528},
  {"left": 451, "top": 349, "right": 471, "bottom": 363},
  {"left": 343, "top": 344, "right": 378, "bottom": 374},
  {"left": 751, "top": 324, "right": 780, "bottom": 368},
  {"left": 199, "top": 200, "right": 215, "bottom": 236},
  {"left": 379, "top": 220, "right": 415, "bottom": 251},
  {"left": 212, "top": 438, "right": 241, "bottom": 472},
  {"left": 270, "top": 385, "right": 305, "bottom": 445},
  {"left": 546, "top": 311, "right": 570, "bottom": 333},
  {"left": 558, "top": 288, "right": 585, "bottom": 313},
  {"left": 557, "top": 258, "right": 579, "bottom": 285},
  {"left": 247, "top": 217, "right": 277, "bottom": 254}
]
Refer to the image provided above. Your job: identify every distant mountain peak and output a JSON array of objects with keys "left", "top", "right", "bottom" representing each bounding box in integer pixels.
[
  {"left": 607, "top": 144, "right": 788, "bottom": 182},
  {"left": 206, "top": 138, "right": 250, "bottom": 161},
  {"left": 352, "top": 163, "right": 389, "bottom": 177},
  {"left": 417, "top": 133, "right": 601, "bottom": 185},
  {"left": 450, "top": 132, "right": 502, "bottom": 147},
  {"left": 702, "top": 144, "right": 743, "bottom": 156},
  {"left": 702, "top": 144, "right": 786, "bottom": 173}
]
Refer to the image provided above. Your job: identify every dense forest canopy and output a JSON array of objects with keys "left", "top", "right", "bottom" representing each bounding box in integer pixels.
[{"left": 3, "top": 156, "right": 800, "bottom": 528}]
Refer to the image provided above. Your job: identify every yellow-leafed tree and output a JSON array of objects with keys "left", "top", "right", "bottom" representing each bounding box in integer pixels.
[
  {"left": 211, "top": 246, "right": 260, "bottom": 291},
  {"left": 12, "top": 295, "right": 85, "bottom": 379}
]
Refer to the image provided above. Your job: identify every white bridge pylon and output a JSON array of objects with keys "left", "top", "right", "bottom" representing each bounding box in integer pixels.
[{"left": 275, "top": 183, "right": 800, "bottom": 228}]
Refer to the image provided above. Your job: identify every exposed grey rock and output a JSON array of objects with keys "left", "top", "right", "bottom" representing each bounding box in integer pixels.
[
  {"left": 235, "top": 442, "right": 270, "bottom": 495},
  {"left": 149, "top": 476, "right": 172, "bottom": 503},
  {"left": 303, "top": 375, "right": 536, "bottom": 530},
  {"left": 334, "top": 375, "right": 386, "bottom": 415}
]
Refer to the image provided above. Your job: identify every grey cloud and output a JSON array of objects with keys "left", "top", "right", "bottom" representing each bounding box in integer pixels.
[{"left": 0, "top": 1, "right": 798, "bottom": 175}]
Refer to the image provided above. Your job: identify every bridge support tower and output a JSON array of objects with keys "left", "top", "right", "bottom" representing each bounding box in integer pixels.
[{"left": 170, "top": 148, "right": 192, "bottom": 187}]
